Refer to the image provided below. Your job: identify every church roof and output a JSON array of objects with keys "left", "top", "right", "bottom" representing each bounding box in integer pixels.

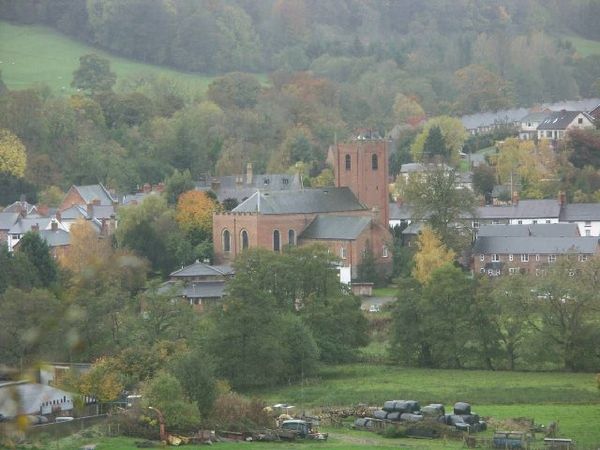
[
  {"left": 300, "top": 215, "right": 372, "bottom": 240},
  {"left": 232, "top": 188, "right": 366, "bottom": 215}
]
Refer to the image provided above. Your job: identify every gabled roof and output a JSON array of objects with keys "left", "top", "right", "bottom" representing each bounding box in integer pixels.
[
  {"left": 476, "top": 200, "right": 560, "bottom": 220},
  {"left": 560, "top": 203, "right": 600, "bottom": 221},
  {"left": 520, "top": 111, "right": 551, "bottom": 123},
  {"left": 161, "top": 280, "right": 227, "bottom": 299},
  {"left": 170, "top": 261, "right": 234, "bottom": 278},
  {"left": 196, "top": 173, "right": 302, "bottom": 202},
  {"left": 0, "top": 212, "right": 19, "bottom": 230},
  {"left": 70, "top": 184, "right": 116, "bottom": 206},
  {"left": 473, "top": 236, "right": 599, "bottom": 255},
  {"left": 232, "top": 188, "right": 365, "bottom": 215},
  {"left": 2, "top": 201, "right": 38, "bottom": 215},
  {"left": 477, "top": 223, "right": 579, "bottom": 238},
  {"left": 9, "top": 217, "right": 52, "bottom": 234},
  {"left": 59, "top": 205, "right": 88, "bottom": 220},
  {"left": 537, "top": 111, "right": 593, "bottom": 130},
  {"left": 299, "top": 215, "right": 371, "bottom": 240},
  {"left": 39, "top": 229, "right": 70, "bottom": 247}
]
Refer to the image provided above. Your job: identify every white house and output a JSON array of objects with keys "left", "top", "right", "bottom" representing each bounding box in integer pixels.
[
  {"left": 537, "top": 110, "right": 595, "bottom": 141},
  {"left": 560, "top": 203, "right": 600, "bottom": 236}
]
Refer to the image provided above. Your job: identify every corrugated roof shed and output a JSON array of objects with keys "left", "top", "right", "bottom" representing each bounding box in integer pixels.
[{"left": 300, "top": 215, "right": 371, "bottom": 240}]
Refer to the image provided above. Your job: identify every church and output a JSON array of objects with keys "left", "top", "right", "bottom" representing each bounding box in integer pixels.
[{"left": 212, "top": 134, "right": 392, "bottom": 280}]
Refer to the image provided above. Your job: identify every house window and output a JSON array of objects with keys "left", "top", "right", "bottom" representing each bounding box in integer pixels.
[
  {"left": 473, "top": 221, "right": 480, "bottom": 229},
  {"left": 282, "top": 178, "right": 289, "bottom": 185},
  {"left": 382, "top": 245, "right": 389, "bottom": 257},
  {"left": 509, "top": 254, "right": 514, "bottom": 261},
  {"left": 222, "top": 229, "right": 231, "bottom": 253},
  {"left": 578, "top": 254, "right": 588, "bottom": 262},
  {"left": 517, "top": 220, "right": 523, "bottom": 225},
  {"left": 492, "top": 254, "right": 499, "bottom": 262},
  {"left": 509, "top": 268, "right": 519, "bottom": 275},
  {"left": 548, "top": 254, "right": 556, "bottom": 263},
  {"left": 480, "top": 254, "right": 485, "bottom": 261},
  {"left": 340, "top": 247, "right": 347, "bottom": 259},
  {"left": 273, "top": 230, "right": 280, "bottom": 252},
  {"left": 586, "top": 230, "right": 591, "bottom": 236},
  {"left": 578, "top": 117, "right": 583, "bottom": 124},
  {"left": 288, "top": 229, "right": 296, "bottom": 246},
  {"left": 372, "top": 154, "right": 378, "bottom": 170},
  {"left": 585, "top": 221, "right": 591, "bottom": 227},
  {"left": 533, "top": 220, "right": 538, "bottom": 224},
  {"left": 535, "top": 254, "right": 540, "bottom": 261},
  {"left": 241, "top": 230, "right": 249, "bottom": 250},
  {"left": 480, "top": 268, "right": 485, "bottom": 274},
  {"left": 546, "top": 220, "right": 551, "bottom": 224},
  {"left": 492, "top": 220, "right": 500, "bottom": 225},
  {"left": 521, "top": 254, "right": 529, "bottom": 262},
  {"left": 345, "top": 154, "right": 351, "bottom": 170}
]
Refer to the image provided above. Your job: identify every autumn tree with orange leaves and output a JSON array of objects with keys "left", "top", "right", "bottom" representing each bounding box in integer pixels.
[{"left": 175, "top": 191, "right": 220, "bottom": 245}]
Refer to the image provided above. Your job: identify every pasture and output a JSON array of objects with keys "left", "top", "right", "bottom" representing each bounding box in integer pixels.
[{"left": 0, "top": 21, "right": 216, "bottom": 97}]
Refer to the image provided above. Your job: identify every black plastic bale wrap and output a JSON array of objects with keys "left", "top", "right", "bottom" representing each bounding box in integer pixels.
[
  {"left": 421, "top": 404, "right": 445, "bottom": 416},
  {"left": 453, "top": 402, "right": 471, "bottom": 415},
  {"left": 454, "top": 422, "right": 470, "bottom": 432},
  {"left": 449, "top": 415, "right": 467, "bottom": 426},
  {"left": 354, "top": 418, "right": 369, "bottom": 427},
  {"left": 459, "top": 414, "right": 480, "bottom": 425},
  {"left": 438, "top": 414, "right": 452, "bottom": 425},
  {"left": 373, "top": 410, "right": 388, "bottom": 420},
  {"left": 386, "top": 411, "right": 402, "bottom": 421},
  {"left": 400, "top": 413, "right": 424, "bottom": 422},
  {"left": 395, "top": 400, "right": 420, "bottom": 413}
]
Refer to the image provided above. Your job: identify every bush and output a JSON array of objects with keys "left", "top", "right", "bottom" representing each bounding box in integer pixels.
[{"left": 208, "top": 391, "right": 271, "bottom": 432}]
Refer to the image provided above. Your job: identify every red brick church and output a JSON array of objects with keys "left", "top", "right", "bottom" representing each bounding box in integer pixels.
[{"left": 212, "top": 135, "right": 392, "bottom": 279}]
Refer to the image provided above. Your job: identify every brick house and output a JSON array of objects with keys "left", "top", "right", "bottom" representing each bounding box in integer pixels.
[
  {"left": 213, "top": 137, "right": 393, "bottom": 280},
  {"left": 59, "top": 184, "right": 117, "bottom": 211},
  {"left": 473, "top": 223, "right": 598, "bottom": 276}
]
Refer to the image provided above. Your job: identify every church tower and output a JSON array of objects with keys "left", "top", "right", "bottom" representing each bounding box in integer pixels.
[{"left": 332, "top": 133, "right": 390, "bottom": 226}]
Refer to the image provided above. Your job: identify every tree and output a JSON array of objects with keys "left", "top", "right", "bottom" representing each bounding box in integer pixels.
[
  {"left": 59, "top": 219, "right": 111, "bottom": 273},
  {"left": 567, "top": 129, "right": 600, "bottom": 169},
  {"left": 410, "top": 116, "right": 467, "bottom": 164},
  {"left": 411, "top": 227, "right": 455, "bottom": 284},
  {"left": 392, "top": 93, "right": 425, "bottom": 127},
  {"left": 472, "top": 164, "right": 497, "bottom": 198},
  {"left": 404, "top": 166, "right": 477, "bottom": 252},
  {"left": 77, "top": 357, "right": 124, "bottom": 402},
  {"left": 171, "top": 348, "right": 217, "bottom": 417},
  {"left": 0, "top": 128, "right": 27, "bottom": 178},
  {"left": 17, "top": 231, "right": 58, "bottom": 286},
  {"left": 206, "top": 72, "right": 262, "bottom": 110},
  {"left": 164, "top": 169, "right": 195, "bottom": 205},
  {"left": 175, "top": 190, "right": 219, "bottom": 244},
  {"left": 142, "top": 371, "right": 201, "bottom": 432},
  {"left": 422, "top": 125, "right": 448, "bottom": 161},
  {"left": 71, "top": 53, "right": 116, "bottom": 94},
  {"left": 453, "top": 64, "right": 514, "bottom": 114}
]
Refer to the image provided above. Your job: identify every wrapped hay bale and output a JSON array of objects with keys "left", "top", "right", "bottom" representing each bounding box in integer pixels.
[
  {"left": 373, "top": 410, "right": 388, "bottom": 420},
  {"left": 395, "top": 400, "right": 420, "bottom": 413},
  {"left": 453, "top": 402, "right": 471, "bottom": 415},
  {"left": 400, "top": 413, "right": 424, "bottom": 422},
  {"left": 386, "top": 411, "right": 401, "bottom": 421},
  {"left": 383, "top": 400, "right": 399, "bottom": 412},
  {"left": 421, "top": 404, "right": 445, "bottom": 417},
  {"left": 459, "top": 414, "right": 480, "bottom": 425}
]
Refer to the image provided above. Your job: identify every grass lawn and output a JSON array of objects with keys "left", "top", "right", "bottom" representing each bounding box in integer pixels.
[
  {"left": 371, "top": 287, "right": 397, "bottom": 297},
  {"left": 560, "top": 34, "right": 600, "bottom": 57},
  {"left": 0, "top": 21, "right": 218, "bottom": 96}
]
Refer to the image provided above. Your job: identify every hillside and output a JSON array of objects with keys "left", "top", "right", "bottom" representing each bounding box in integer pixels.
[{"left": 0, "top": 21, "right": 216, "bottom": 96}]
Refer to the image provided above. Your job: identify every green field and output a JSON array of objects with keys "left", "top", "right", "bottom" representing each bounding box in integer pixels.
[
  {"left": 561, "top": 34, "right": 600, "bottom": 57},
  {"left": 0, "top": 21, "right": 217, "bottom": 96},
  {"left": 25, "top": 364, "right": 600, "bottom": 448}
]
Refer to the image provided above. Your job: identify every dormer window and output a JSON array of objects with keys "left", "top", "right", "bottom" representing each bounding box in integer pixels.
[{"left": 345, "top": 154, "right": 351, "bottom": 170}]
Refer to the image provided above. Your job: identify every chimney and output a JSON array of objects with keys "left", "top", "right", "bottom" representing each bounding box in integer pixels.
[
  {"left": 512, "top": 191, "right": 519, "bottom": 206},
  {"left": 558, "top": 191, "right": 567, "bottom": 207},
  {"left": 55, "top": 210, "right": 62, "bottom": 222},
  {"left": 211, "top": 179, "right": 221, "bottom": 191},
  {"left": 51, "top": 220, "right": 58, "bottom": 232},
  {"left": 31, "top": 223, "right": 40, "bottom": 233},
  {"left": 246, "top": 162, "right": 253, "bottom": 185}
]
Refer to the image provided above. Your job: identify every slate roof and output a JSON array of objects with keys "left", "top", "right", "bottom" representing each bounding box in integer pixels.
[
  {"left": 0, "top": 212, "right": 19, "bottom": 230},
  {"left": 520, "top": 111, "right": 551, "bottom": 123},
  {"left": 90, "top": 205, "right": 116, "bottom": 219},
  {"left": 170, "top": 261, "right": 234, "bottom": 278},
  {"left": 39, "top": 229, "right": 70, "bottom": 247},
  {"left": 9, "top": 217, "right": 52, "bottom": 234},
  {"left": 473, "top": 236, "right": 599, "bottom": 255},
  {"left": 389, "top": 203, "right": 413, "bottom": 221},
  {"left": 560, "top": 203, "right": 600, "bottom": 221},
  {"left": 402, "top": 222, "right": 424, "bottom": 235},
  {"left": 196, "top": 173, "right": 302, "bottom": 202},
  {"left": 2, "top": 201, "right": 38, "bottom": 215},
  {"left": 59, "top": 205, "right": 88, "bottom": 220},
  {"left": 232, "top": 188, "right": 365, "bottom": 214},
  {"left": 72, "top": 184, "right": 116, "bottom": 206},
  {"left": 475, "top": 200, "right": 560, "bottom": 220},
  {"left": 299, "top": 215, "right": 371, "bottom": 240},
  {"left": 477, "top": 223, "right": 579, "bottom": 238},
  {"left": 161, "top": 280, "right": 226, "bottom": 299},
  {"left": 537, "top": 111, "right": 593, "bottom": 130}
]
